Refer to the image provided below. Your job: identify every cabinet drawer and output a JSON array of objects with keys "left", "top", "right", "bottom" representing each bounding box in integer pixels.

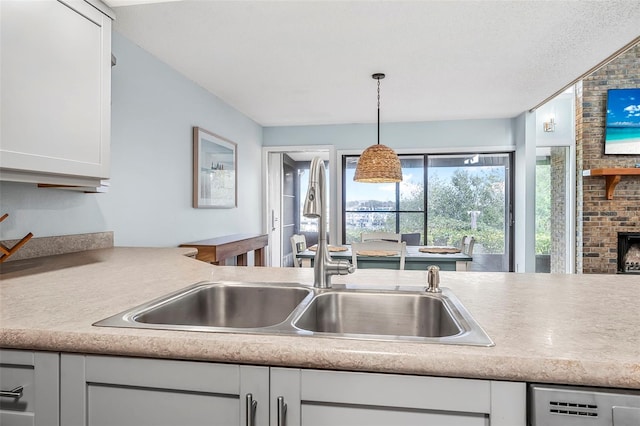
[{"left": 0, "top": 353, "right": 36, "bottom": 426}]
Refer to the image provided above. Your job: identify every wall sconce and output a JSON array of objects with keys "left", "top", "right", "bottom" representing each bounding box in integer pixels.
[{"left": 543, "top": 117, "right": 556, "bottom": 132}]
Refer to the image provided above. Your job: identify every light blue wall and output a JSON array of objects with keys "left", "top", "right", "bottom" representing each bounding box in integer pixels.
[
  {"left": 0, "top": 32, "right": 263, "bottom": 246},
  {"left": 263, "top": 118, "right": 516, "bottom": 151},
  {"left": 264, "top": 116, "right": 522, "bottom": 270}
]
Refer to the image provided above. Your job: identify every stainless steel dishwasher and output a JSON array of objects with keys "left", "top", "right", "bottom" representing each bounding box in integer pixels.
[{"left": 529, "top": 383, "right": 640, "bottom": 425}]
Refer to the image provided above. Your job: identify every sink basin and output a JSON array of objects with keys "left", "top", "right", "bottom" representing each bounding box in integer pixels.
[
  {"left": 293, "top": 291, "right": 462, "bottom": 338},
  {"left": 94, "top": 282, "right": 313, "bottom": 331},
  {"left": 95, "top": 282, "right": 492, "bottom": 346}
]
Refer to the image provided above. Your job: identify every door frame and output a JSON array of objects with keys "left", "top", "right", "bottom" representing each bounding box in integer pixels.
[{"left": 262, "top": 145, "right": 335, "bottom": 267}]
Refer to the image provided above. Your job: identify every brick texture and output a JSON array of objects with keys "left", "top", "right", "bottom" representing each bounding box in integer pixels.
[
  {"left": 577, "top": 42, "right": 640, "bottom": 274},
  {"left": 551, "top": 147, "right": 567, "bottom": 273}
]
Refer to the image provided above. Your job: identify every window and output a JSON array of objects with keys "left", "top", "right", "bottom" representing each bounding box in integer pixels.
[
  {"left": 427, "top": 153, "right": 511, "bottom": 272},
  {"left": 535, "top": 147, "right": 570, "bottom": 273},
  {"left": 343, "top": 152, "right": 513, "bottom": 272},
  {"left": 343, "top": 155, "right": 424, "bottom": 244}
]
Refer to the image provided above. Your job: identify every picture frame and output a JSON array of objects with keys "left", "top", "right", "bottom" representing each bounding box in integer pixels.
[
  {"left": 604, "top": 88, "right": 640, "bottom": 155},
  {"left": 193, "top": 127, "right": 237, "bottom": 208}
]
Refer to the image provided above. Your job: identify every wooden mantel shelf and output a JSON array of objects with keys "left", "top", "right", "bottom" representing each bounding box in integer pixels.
[{"left": 582, "top": 168, "right": 640, "bottom": 200}]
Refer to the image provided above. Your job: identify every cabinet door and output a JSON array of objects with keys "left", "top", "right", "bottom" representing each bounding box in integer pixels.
[
  {"left": 300, "top": 369, "right": 489, "bottom": 426},
  {"left": 0, "top": 350, "right": 59, "bottom": 426},
  {"left": 270, "top": 368, "right": 301, "bottom": 426},
  {"left": 60, "top": 354, "right": 269, "bottom": 426},
  {"left": 0, "top": 0, "right": 111, "bottom": 181},
  {"left": 272, "top": 368, "right": 526, "bottom": 426}
]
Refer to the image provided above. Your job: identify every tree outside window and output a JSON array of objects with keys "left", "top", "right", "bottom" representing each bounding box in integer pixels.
[{"left": 343, "top": 153, "right": 509, "bottom": 257}]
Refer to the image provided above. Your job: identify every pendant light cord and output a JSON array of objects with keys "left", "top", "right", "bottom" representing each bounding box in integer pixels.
[
  {"left": 371, "top": 73, "right": 385, "bottom": 146},
  {"left": 377, "top": 78, "right": 381, "bottom": 145}
]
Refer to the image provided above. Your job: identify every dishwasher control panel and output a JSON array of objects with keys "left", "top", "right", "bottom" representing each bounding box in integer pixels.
[{"left": 529, "top": 384, "right": 640, "bottom": 426}]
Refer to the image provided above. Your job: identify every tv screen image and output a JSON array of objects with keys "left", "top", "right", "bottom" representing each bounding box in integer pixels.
[{"left": 604, "top": 88, "right": 640, "bottom": 155}]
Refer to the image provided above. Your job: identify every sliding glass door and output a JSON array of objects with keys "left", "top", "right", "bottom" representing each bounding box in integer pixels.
[
  {"left": 426, "top": 153, "right": 512, "bottom": 272},
  {"left": 343, "top": 152, "right": 513, "bottom": 271}
]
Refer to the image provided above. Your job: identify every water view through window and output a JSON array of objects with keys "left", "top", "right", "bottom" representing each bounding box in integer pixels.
[{"left": 344, "top": 155, "right": 424, "bottom": 243}]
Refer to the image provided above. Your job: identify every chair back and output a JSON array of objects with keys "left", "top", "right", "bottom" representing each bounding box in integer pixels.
[
  {"left": 290, "top": 234, "right": 307, "bottom": 267},
  {"left": 351, "top": 240, "right": 406, "bottom": 270},
  {"left": 401, "top": 232, "right": 421, "bottom": 246},
  {"left": 461, "top": 236, "right": 475, "bottom": 256},
  {"left": 361, "top": 232, "right": 401, "bottom": 243}
]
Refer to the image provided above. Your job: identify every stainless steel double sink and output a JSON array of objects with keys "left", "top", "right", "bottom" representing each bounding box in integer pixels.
[{"left": 94, "top": 282, "right": 494, "bottom": 346}]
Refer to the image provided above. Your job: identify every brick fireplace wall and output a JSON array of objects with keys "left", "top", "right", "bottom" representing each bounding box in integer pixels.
[{"left": 577, "top": 41, "right": 640, "bottom": 274}]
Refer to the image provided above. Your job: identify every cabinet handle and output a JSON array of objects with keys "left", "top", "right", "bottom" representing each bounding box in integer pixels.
[
  {"left": 246, "top": 393, "right": 257, "bottom": 426},
  {"left": 277, "top": 396, "right": 287, "bottom": 426},
  {"left": 0, "top": 386, "right": 23, "bottom": 399}
]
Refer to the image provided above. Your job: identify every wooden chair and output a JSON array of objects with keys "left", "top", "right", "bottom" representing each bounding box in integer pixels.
[
  {"left": 461, "top": 235, "right": 475, "bottom": 256},
  {"left": 290, "top": 234, "right": 307, "bottom": 268},
  {"left": 360, "top": 232, "right": 401, "bottom": 243},
  {"left": 351, "top": 240, "right": 406, "bottom": 270},
  {"left": 459, "top": 236, "right": 475, "bottom": 271}
]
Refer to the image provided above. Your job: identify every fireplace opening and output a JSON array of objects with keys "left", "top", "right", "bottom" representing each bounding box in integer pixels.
[{"left": 618, "top": 232, "right": 640, "bottom": 274}]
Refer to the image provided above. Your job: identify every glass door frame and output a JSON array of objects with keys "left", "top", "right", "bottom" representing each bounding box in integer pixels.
[{"left": 340, "top": 150, "right": 515, "bottom": 272}]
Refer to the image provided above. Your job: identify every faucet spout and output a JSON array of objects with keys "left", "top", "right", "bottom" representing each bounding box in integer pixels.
[{"left": 303, "top": 157, "right": 355, "bottom": 288}]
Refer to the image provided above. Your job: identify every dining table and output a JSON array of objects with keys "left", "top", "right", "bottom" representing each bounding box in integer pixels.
[{"left": 296, "top": 244, "right": 472, "bottom": 271}]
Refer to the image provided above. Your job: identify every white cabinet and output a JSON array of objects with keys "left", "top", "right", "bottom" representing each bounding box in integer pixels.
[
  {"left": 0, "top": 0, "right": 113, "bottom": 186},
  {"left": 59, "top": 354, "right": 525, "bottom": 426},
  {"left": 0, "top": 350, "right": 60, "bottom": 426},
  {"left": 60, "top": 354, "right": 270, "bottom": 426},
  {"left": 271, "top": 368, "right": 526, "bottom": 426}
]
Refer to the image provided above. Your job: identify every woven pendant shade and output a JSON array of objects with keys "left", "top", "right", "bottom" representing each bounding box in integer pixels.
[
  {"left": 354, "top": 73, "right": 402, "bottom": 183},
  {"left": 354, "top": 144, "right": 402, "bottom": 183}
]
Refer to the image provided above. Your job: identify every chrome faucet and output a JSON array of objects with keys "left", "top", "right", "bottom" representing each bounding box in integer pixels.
[
  {"left": 426, "top": 265, "right": 441, "bottom": 293},
  {"left": 303, "top": 157, "right": 354, "bottom": 288}
]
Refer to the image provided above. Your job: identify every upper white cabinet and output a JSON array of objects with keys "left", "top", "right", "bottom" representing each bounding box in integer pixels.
[{"left": 0, "top": 0, "right": 113, "bottom": 186}]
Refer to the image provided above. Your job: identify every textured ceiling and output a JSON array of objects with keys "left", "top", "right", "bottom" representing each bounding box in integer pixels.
[{"left": 107, "top": 0, "right": 640, "bottom": 126}]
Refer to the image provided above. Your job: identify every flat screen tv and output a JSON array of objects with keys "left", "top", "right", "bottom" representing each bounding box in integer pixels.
[{"left": 604, "top": 88, "right": 640, "bottom": 155}]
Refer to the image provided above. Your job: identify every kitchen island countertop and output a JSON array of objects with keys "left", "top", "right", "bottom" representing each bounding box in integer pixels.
[{"left": 1, "top": 247, "right": 639, "bottom": 389}]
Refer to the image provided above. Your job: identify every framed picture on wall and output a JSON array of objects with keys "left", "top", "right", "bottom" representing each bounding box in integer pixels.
[
  {"left": 193, "top": 127, "right": 237, "bottom": 208},
  {"left": 604, "top": 88, "right": 640, "bottom": 155}
]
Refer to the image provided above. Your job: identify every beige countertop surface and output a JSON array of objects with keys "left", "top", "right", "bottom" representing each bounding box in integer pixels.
[{"left": 1, "top": 247, "right": 639, "bottom": 389}]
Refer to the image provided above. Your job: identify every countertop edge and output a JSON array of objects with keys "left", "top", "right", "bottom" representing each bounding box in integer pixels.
[{"left": 1, "top": 328, "right": 638, "bottom": 389}]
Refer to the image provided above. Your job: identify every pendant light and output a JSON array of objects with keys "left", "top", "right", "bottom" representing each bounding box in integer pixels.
[{"left": 353, "top": 73, "right": 402, "bottom": 183}]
